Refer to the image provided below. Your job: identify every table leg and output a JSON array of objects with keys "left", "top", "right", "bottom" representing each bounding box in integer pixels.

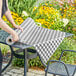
[{"left": 24, "top": 49, "right": 28, "bottom": 76}]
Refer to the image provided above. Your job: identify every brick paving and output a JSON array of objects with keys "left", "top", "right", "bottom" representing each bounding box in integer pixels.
[
  {"left": 2, "top": 64, "right": 76, "bottom": 76},
  {"left": 2, "top": 64, "right": 52, "bottom": 76}
]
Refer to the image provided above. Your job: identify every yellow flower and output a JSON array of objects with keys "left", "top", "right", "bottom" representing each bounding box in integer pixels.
[
  {"left": 63, "top": 14, "right": 66, "bottom": 18},
  {"left": 4, "top": 19, "right": 7, "bottom": 21},
  {"left": 69, "top": 7, "right": 72, "bottom": 10},
  {"left": 48, "top": 24, "right": 51, "bottom": 29},
  {"left": 12, "top": 16, "right": 17, "bottom": 19},
  {"left": 3, "top": 15, "right": 6, "bottom": 18},
  {"left": 39, "top": 8, "right": 43, "bottom": 15},
  {"left": 51, "top": 21, "right": 54, "bottom": 25},
  {"left": 74, "top": 12, "right": 76, "bottom": 14},
  {"left": 60, "top": 16, "right": 62, "bottom": 18},
  {"left": 36, "top": 13, "right": 38, "bottom": 16},
  {"left": 33, "top": 7, "right": 37, "bottom": 12},
  {"left": 72, "top": 8, "right": 75, "bottom": 10},
  {"left": 48, "top": 16, "right": 51, "bottom": 19},
  {"left": 49, "top": 4, "right": 52, "bottom": 6},
  {"left": 64, "top": 9, "right": 66, "bottom": 12},
  {"left": 70, "top": 11, "right": 72, "bottom": 13},
  {"left": 2, "top": 11, "right": 24, "bottom": 25},
  {"left": 60, "top": 8, "right": 62, "bottom": 11},
  {"left": 68, "top": 14, "right": 71, "bottom": 16},
  {"left": 45, "top": 3, "right": 48, "bottom": 5},
  {"left": 35, "top": 5, "right": 62, "bottom": 29}
]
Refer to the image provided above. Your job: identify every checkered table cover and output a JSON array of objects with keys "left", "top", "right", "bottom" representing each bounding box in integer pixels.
[{"left": 1, "top": 17, "right": 73, "bottom": 63}]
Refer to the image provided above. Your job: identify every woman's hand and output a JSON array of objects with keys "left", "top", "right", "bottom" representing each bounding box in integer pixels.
[
  {"left": 11, "top": 31, "right": 19, "bottom": 42},
  {"left": 12, "top": 25, "right": 23, "bottom": 42},
  {"left": 13, "top": 24, "right": 23, "bottom": 32}
]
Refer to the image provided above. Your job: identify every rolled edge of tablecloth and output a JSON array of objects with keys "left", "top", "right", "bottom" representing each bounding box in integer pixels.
[{"left": 6, "top": 36, "right": 14, "bottom": 45}]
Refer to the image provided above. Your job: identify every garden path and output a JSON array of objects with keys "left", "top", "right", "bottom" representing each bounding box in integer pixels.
[
  {"left": 2, "top": 63, "right": 76, "bottom": 76},
  {"left": 2, "top": 64, "right": 52, "bottom": 76}
]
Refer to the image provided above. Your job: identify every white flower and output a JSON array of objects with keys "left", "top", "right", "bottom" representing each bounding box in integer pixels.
[
  {"left": 62, "top": 18, "right": 69, "bottom": 27},
  {"left": 36, "top": 22, "right": 41, "bottom": 27},
  {"left": 22, "top": 11, "right": 29, "bottom": 17}
]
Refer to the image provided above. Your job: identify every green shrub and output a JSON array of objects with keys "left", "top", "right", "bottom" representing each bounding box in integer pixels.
[
  {"left": 29, "top": 57, "right": 44, "bottom": 68},
  {"left": 12, "top": 57, "right": 24, "bottom": 67},
  {"left": 50, "top": 38, "right": 76, "bottom": 64},
  {"left": 8, "top": 0, "right": 38, "bottom": 16},
  {"left": 0, "top": 44, "right": 10, "bottom": 56},
  {"left": 12, "top": 56, "right": 44, "bottom": 68}
]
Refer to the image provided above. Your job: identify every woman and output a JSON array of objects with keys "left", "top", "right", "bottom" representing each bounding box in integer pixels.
[{"left": 0, "top": 0, "right": 23, "bottom": 75}]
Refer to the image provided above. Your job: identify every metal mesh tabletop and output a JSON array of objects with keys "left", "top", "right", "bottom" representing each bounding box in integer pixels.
[
  {"left": 0, "top": 30, "right": 32, "bottom": 49},
  {"left": 0, "top": 30, "right": 9, "bottom": 43},
  {"left": 0, "top": 17, "right": 73, "bottom": 63}
]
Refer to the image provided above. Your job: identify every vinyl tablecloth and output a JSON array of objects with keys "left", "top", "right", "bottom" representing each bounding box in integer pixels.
[{"left": 0, "top": 17, "right": 73, "bottom": 63}]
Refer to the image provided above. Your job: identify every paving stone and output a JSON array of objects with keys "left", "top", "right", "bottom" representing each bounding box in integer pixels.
[
  {"left": 12, "top": 74, "right": 22, "bottom": 76},
  {"left": 3, "top": 74, "right": 10, "bottom": 76},
  {"left": 47, "top": 74, "right": 54, "bottom": 76},
  {"left": 37, "top": 71, "right": 45, "bottom": 75},
  {"left": 28, "top": 69, "right": 34, "bottom": 72},
  {"left": 74, "top": 73, "right": 76, "bottom": 76},
  {"left": 36, "top": 73, "right": 53, "bottom": 76},
  {"left": 10, "top": 69, "right": 23, "bottom": 73},
  {"left": 27, "top": 72, "right": 35, "bottom": 76},
  {"left": 11, "top": 74, "right": 18, "bottom": 76},
  {"left": 15, "top": 70, "right": 23, "bottom": 74},
  {"left": 6, "top": 72, "right": 14, "bottom": 75},
  {"left": 31, "top": 70, "right": 44, "bottom": 74},
  {"left": 18, "top": 75, "right": 23, "bottom": 76},
  {"left": 35, "top": 75, "right": 44, "bottom": 76},
  {"left": 20, "top": 68, "right": 24, "bottom": 71},
  {"left": 10, "top": 69, "right": 19, "bottom": 72}
]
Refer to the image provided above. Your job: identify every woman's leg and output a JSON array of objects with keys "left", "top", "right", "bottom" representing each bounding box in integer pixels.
[{"left": 0, "top": 48, "right": 3, "bottom": 76}]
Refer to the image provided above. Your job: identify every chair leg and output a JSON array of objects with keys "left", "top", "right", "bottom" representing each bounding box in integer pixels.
[
  {"left": 45, "top": 73, "right": 56, "bottom": 76},
  {"left": 53, "top": 74, "right": 56, "bottom": 76},
  {"left": 27, "top": 59, "right": 29, "bottom": 72},
  {"left": 0, "top": 49, "right": 3, "bottom": 76},
  {"left": 45, "top": 72, "right": 47, "bottom": 76}
]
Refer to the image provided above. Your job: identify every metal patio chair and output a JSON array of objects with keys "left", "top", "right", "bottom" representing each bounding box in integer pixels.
[
  {"left": 0, "top": 48, "right": 3, "bottom": 76},
  {"left": 45, "top": 50, "right": 76, "bottom": 76}
]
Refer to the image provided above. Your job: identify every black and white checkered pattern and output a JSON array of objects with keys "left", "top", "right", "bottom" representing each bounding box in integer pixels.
[{"left": 7, "top": 17, "right": 67, "bottom": 63}]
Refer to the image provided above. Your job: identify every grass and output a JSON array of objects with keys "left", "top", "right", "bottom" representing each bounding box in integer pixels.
[{"left": 0, "top": 44, "right": 10, "bottom": 56}]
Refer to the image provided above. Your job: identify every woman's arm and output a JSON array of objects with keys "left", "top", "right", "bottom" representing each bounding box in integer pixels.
[
  {"left": 0, "top": 0, "right": 14, "bottom": 34},
  {"left": 4, "top": 0, "right": 15, "bottom": 27},
  {"left": 0, "top": 18, "right": 18, "bottom": 38},
  {"left": 4, "top": 0, "right": 23, "bottom": 31},
  {"left": 0, "top": 0, "right": 19, "bottom": 42},
  {"left": 0, "top": 19, "right": 19, "bottom": 42}
]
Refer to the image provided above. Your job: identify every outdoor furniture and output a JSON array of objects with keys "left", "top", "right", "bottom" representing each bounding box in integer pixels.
[
  {"left": 0, "top": 30, "right": 37, "bottom": 76},
  {"left": 0, "top": 17, "right": 73, "bottom": 76},
  {"left": 45, "top": 50, "right": 76, "bottom": 76},
  {"left": 0, "top": 48, "right": 3, "bottom": 76}
]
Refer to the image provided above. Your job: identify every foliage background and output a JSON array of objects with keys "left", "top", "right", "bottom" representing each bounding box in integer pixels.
[{"left": 0, "top": 0, "right": 76, "bottom": 68}]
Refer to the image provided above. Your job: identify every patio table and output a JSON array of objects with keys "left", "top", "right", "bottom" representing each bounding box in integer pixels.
[
  {"left": 0, "top": 30, "right": 33, "bottom": 76},
  {"left": 0, "top": 17, "right": 73, "bottom": 76}
]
